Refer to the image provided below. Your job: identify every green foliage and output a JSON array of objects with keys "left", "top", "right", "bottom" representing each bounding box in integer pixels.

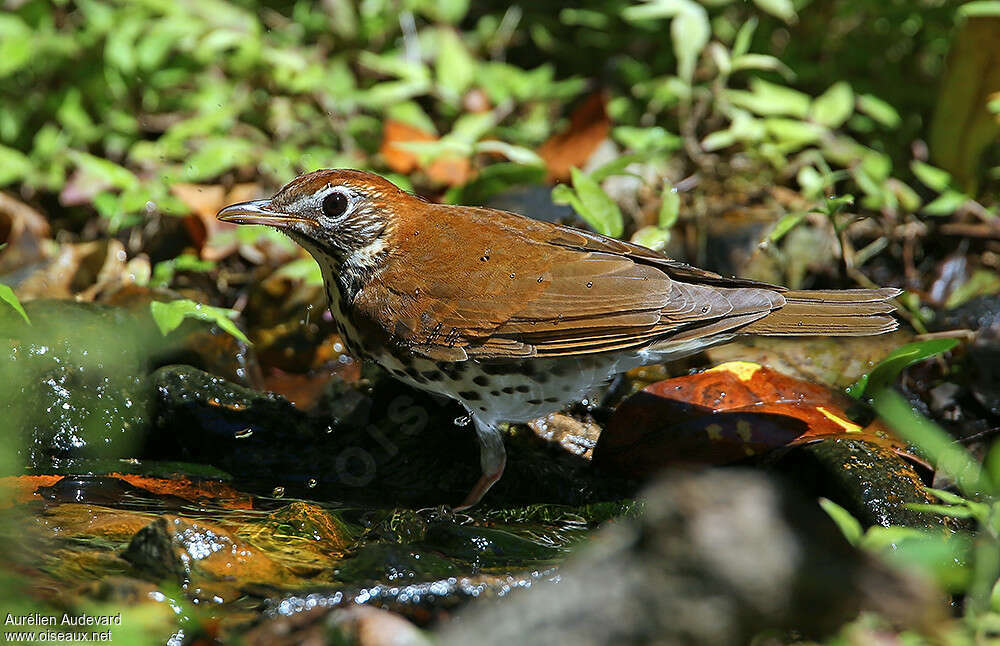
[
  {"left": 150, "top": 299, "right": 250, "bottom": 345},
  {"left": 846, "top": 338, "right": 959, "bottom": 399},
  {"left": 552, "top": 168, "right": 625, "bottom": 238},
  {"left": 0, "top": 284, "right": 29, "bottom": 324}
]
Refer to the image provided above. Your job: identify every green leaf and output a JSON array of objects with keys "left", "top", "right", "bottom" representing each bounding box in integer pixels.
[
  {"left": 856, "top": 94, "right": 901, "bottom": 129},
  {"left": 768, "top": 212, "right": 806, "bottom": 243},
  {"left": 847, "top": 338, "right": 957, "bottom": 399},
  {"left": 474, "top": 141, "right": 543, "bottom": 166},
  {"left": 763, "top": 118, "right": 824, "bottom": 149},
  {"left": 659, "top": 182, "right": 680, "bottom": 228},
  {"left": 819, "top": 498, "right": 862, "bottom": 546},
  {"left": 752, "top": 0, "right": 796, "bottom": 22},
  {"left": 70, "top": 152, "right": 139, "bottom": 191},
  {"left": 923, "top": 190, "right": 968, "bottom": 217},
  {"left": 273, "top": 257, "right": 324, "bottom": 286},
  {"left": 0, "top": 15, "right": 32, "bottom": 77},
  {"left": 958, "top": 1, "right": 1000, "bottom": 18},
  {"left": 796, "top": 166, "right": 824, "bottom": 198},
  {"left": 945, "top": 270, "right": 1000, "bottom": 310},
  {"left": 588, "top": 154, "right": 648, "bottom": 183},
  {"left": 630, "top": 225, "right": 671, "bottom": 251},
  {"left": 732, "top": 16, "right": 758, "bottom": 57},
  {"left": 871, "top": 389, "right": 987, "bottom": 497},
  {"left": 911, "top": 161, "right": 952, "bottom": 192},
  {"left": 726, "top": 79, "right": 811, "bottom": 117},
  {"left": 435, "top": 28, "right": 476, "bottom": 103},
  {"left": 0, "top": 284, "right": 29, "bottom": 324},
  {"left": 0, "top": 144, "right": 32, "bottom": 186},
  {"left": 568, "top": 168, "right": 624, "bottom": 238},
  {"left": 150, "top": 299, "right": 250, "bottom": 345},
  {"left": 809, "top": 82, "right": 854, "bottom": 129},
  {"left": 672, "top": 5, "right": 710, "bottom": 84},
  {"left": 612, "top": 126, "right": 682, "bottom": 154}
]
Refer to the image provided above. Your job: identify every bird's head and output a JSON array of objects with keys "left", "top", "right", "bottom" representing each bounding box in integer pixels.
[{"left": 217, "top": 169, "right": 417, "bottom": 269}]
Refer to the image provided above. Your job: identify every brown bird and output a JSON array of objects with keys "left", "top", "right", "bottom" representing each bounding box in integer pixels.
[{"left": 218, "top": 169, "right": 900, "bottom": 509}]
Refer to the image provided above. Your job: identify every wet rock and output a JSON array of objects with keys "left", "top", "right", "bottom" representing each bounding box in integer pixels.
[
  {"left": 422, "top": 523, "right": 563, "bottom": 569},
  {"left": 36, "top": 475, "right": 179, "bottom": 507},
  {"left": 266, "top": 502, "right": 356, "bottom": 551},
  {"left": 334, "top": 543, "right": 457, "bottom": 584},
  {"left": 150, "top": 363, "right": 628, "bottom": 508},
  {"left": 0, "top": 300, "right": 156, "bottom": 468},
  {"left": 765, "top": 439, "right": 950, "bottom": 530},
  {"left": 933, "top": 295, "right": 1000, "bottom": 418},
  {"left": 245, "top": 605, "right": 431, "bottom": 646},
  {"left": 438, "top": 470, "right": 942, "bottom": 646},
  {"left": 123, "top": 515, "right": 286, "bottom": 585},
  {"left": 37, "top": 503, "right": 154, "bottom": 542}
]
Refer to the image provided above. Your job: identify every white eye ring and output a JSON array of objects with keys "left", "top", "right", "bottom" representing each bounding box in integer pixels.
[{"left": 315, "top": 186, "right": 354, "bottom": 221}]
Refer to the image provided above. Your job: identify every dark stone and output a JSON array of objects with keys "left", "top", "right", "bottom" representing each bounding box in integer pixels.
[{"left": 438, "top": 471, "right": 940, "bottom": 646}]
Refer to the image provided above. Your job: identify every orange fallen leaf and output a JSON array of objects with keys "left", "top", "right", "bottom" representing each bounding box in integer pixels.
[
  {"left": 594, "top": 361, "right": 913, "bottom": 478},
  {"left": 380, "top": 120, "right": 472, "bottom": 187},
  {"left": 171, "top": 182, "right": 261, "bottom": 260},
  {"left": 0, "top": 474, "right": 253, "bottom": 510},
  {"left": 538, "top": 91, "right": 611, "bottom": 182}
]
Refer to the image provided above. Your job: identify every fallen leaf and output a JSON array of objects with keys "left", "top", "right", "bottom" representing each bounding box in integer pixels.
[
  {"left": 538, "top": 91, "right": 611, "bottom": 182},
  {"left": 594, "top": 361, "right": 910, "bottom": 478},
  {"left": 380, "top": 120, "right": 472, "bottom": 186},
  {"left": 0, "top": 191, "right": 50, "bottom": 275}
]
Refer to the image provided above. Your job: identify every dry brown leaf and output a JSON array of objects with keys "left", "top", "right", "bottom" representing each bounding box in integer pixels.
[
  {"left": 380, "top": 120, "right": 472, "bottom": 187},
  {"left": 538, "top": 91, "right": 611, "bottom": 182},
  {"left": 0, "top": 191, "right": 50, "bottom": 276}
]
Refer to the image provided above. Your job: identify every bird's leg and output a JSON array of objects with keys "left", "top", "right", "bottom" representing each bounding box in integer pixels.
[{"left": 454, "top": 417, "right": 506, "bottom": 511}]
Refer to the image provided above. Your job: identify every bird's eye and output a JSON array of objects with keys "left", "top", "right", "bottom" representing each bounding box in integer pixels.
[{"left": 322, "top": 192, "right": 349, "bottom": 218}]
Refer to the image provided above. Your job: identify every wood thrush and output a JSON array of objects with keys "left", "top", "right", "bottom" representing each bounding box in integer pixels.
[{"left": 218, "top": 169, "right": 900, "bottom": 508}]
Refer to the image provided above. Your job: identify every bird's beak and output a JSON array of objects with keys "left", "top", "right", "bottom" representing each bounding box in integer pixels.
[{"left": 216, "top": 199, "right": 305, "bottom": 227}]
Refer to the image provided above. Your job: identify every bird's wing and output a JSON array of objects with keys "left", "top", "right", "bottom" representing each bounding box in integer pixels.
[{"left": 358, "top": 205, "right": 783, "bottom": 361}]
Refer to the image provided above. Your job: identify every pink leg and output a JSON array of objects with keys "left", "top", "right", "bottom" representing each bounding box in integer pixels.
[{"left": 454, "top": 417, "right": 507, "bottom": 511}]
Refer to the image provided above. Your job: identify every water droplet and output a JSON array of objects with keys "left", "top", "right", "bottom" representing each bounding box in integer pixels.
[
  {"left": 454, "top": 415, "right": 471, "bottom": 427},
  {"left": 509, "top": 273, "right": 515, "bottom": 279},
  {"left": 414, "top": 287, "right": 421, "bottom": 297},
  {"left": 306, "top": 478, "right": 318, "bottom": 488},
  {"left": 272, "top": 486, "right": 286, "bottom": 498},
  {"left": 586, "top": 282, "right": 593, "bottom": 288},
  {"left": 537, "top": 276, "right": 544, "bottom": 283},
  {"left": 235, "top": 427, "right": 253, "bottom": 439}
]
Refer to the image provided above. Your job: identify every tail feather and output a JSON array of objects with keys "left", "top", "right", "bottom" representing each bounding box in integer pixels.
[{"left": 739, "top": 287, "right": 901, "bottom": 336}]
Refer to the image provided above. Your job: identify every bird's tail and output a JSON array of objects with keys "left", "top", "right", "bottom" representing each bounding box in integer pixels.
[{"left": 739, "top": 288, "right": 901, "bottom": 336}]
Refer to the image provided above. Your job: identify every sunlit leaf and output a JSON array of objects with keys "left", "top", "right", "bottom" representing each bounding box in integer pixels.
[
  {"left": 768, "top": 212, "right": 806, "bottom": 243},
  {"left": 856, "top": 94, "right": 902, "bottom": 128},
  {"left": 911, "top": 161, "right": 953, "bottom": 192},
  {"left": 0, "top": 15, "right": 32, "bottom": 77},
  {"left": 0, "top": 284, "right": 29, "bottom": 324},
  {"left": 946, "top": 269, "right": 1000, "bottom": 309},
  {"left": 0, "top": 144, "right": 31, "bottom": 186},
  {"left": 435, "top": 28, "right": 476, "bottom": 103},
  {"left": 923, "top": 190, "right": 969, "bottom": 217},
  {"left": 871, "top": 389, "right": 987, "bottom": 497},
  {"left": 726, "top": 79, "right": 811, "bottom": 118},
  {"left": 672, "top": 5, "right": 710, "bottom": 84},
  {"left": 70, "top": 151, "right": 139, "bottom": 191},
  {"left": 631, "top": 225, "right": 671, "bottom": 251},
  {"left": 753, "top": 0, "right": 796, "bottom": 22},
  {"left": 567, "top": 167, "right": 624, "bottom": 237},
  {"left": 809, "top": 81, "right": 854, "bottom": 129},
  {"left": 150, "top": 299, "right": 250, "bottom": 345},
  {"left": 659, "top": 182, "right": 680, "bottom": 228},
  {"left": 848, "top": 338, "right": 959, "bottom": 399},
  {"left": 819, "top": 498, "right": 862, "bottom": 546}
]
